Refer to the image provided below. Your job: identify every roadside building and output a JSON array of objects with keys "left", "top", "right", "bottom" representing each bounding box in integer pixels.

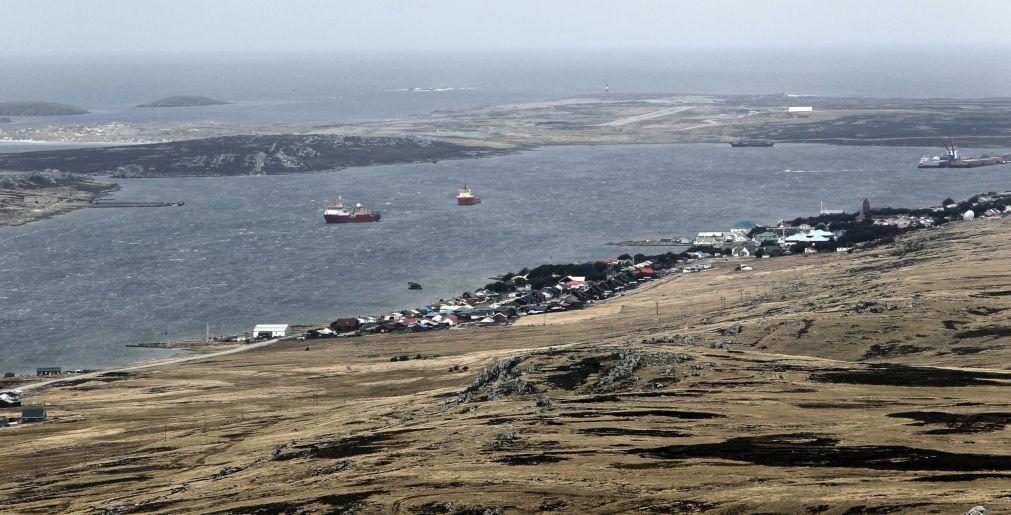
[
  {"left": 36, "top": 367, "right": 61, "bottom": 376},
  {"left": 329, "top": 318, "right": 361, "bottom": 333},
  {"left": 20, "top": 407, "right": 47, "bottom": 423},
  {"left": 252, "top": 324, "right": 290, "bottom": 338}
]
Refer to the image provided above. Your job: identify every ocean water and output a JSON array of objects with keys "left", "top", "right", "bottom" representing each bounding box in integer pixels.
[
  {"left": 3, "top": 143, "right": 1011, "bottom": 372},
  {"left": 1, "top": 48, "right": 1010, "bottom": 127}
]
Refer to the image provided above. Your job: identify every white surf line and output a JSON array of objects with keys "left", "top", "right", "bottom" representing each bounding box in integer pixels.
[
  {"left": 597, "top": 106, "right": 694, "bottom": 127},
  {"left": 16, "top": 337, "right": 285, "bottom": 392}
]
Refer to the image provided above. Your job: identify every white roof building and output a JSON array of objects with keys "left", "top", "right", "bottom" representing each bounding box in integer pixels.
[
  {"left": 252, "top": 324, "right": 290, "bottom": 338},
  {"left": 785, "top": 229, "right": 835, "bottom": 243}
]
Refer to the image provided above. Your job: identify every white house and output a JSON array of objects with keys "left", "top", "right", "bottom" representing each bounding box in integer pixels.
[
  {"left": 788, "top": 106, "right": 814, "bottom": 113},
  {"left": 729, "top": 228, "right": 750, "bottom": 242},
  {"left": 252, "top": 324, "right": 290, "bottom": 338},
  {"left": 785, "top": 229, "right": 835, "bottom": 243}
]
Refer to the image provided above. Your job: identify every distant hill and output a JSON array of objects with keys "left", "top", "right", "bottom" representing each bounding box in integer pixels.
[
  {"left": 0, "top": 102, "right": 88, "bottom": 116},
  {"left": 137, "top": 96, "right": 229, "bottom": 108},
  {"left": 0, "top": 117, "right": 11, "bottom": 123},
  {"left": 0, "top": 134, "right": 505, "bottom": 177}
]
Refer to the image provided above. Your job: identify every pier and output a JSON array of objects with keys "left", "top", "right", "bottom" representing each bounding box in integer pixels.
[
  {"left": 87, "top": 200, "right": 184, "bottom": 208},
  {"left": 606, "top": 238, "right": 691, "bottom": 247}
]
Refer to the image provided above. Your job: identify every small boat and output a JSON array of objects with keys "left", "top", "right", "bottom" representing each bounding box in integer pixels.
[
  {"left": 457, "top": 185, "right": 481, "bottom": 205},
  {"left": 408, "top": 282, "right": 423, "bottom": 290},
  {"left": 324, "top": 196, "right": 381, "bottom": 223}
]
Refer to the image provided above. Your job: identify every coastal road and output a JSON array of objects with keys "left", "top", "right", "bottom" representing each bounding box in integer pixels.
[{"left": 14, "top": 337, "right": 286, "bottom": 393}]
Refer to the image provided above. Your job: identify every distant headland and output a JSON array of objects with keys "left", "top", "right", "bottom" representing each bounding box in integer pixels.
[
  {"left": 0, "top": 102, "right": 88, "bottom": 116},
  {"left": 137, "top": 96, "right": 229, "bottom": 108},
  {"left": 0, "top": 117, "right": 11, "bottom": 124}
]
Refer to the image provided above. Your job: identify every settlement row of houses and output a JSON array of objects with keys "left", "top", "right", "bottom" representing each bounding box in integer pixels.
[
  {"left": 690, "top": 224, "right": 840, "bottom": 257},
  {"left": 313, "top": 258, "right": 697, "bottom": 337}
]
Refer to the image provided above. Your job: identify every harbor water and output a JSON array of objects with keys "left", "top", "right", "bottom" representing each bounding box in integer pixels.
[{"left": 2, "top": 143, "right": 1010, "bottom": 372}]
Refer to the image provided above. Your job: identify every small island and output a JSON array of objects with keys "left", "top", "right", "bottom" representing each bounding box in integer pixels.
[
  {"left": 0, "top": 117, "right": 11, "bottom": 124},
  {"left": 137, "top": 96, "right": 229, "bottom": 108},
  {"left": 0, "top": 101, "right": 88, "bottom": 116}
]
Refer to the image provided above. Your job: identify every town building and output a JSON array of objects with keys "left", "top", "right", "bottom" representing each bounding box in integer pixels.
[
  {"left": 252, "top": 324, "right": 290, "bottom": 338},
  {"left": 20, "top": 407, "right": 47, "bottom": 423}
]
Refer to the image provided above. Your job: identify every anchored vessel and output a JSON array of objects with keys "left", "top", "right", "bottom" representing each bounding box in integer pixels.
[
  {"left": 324, "top": 196, "right": 381, "bottom": 223},
  {"left": 919, "top": 139, "right": 1010, "bottom": 169},
  {"left": 457, "top": 185, "right": 481, "bottom": 205}
]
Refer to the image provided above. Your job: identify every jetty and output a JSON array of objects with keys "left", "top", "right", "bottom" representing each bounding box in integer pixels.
[
  {"left": 87, "top": 200, "right": 184, "bottom": 208},
  {"left": 606, "top": 237, "right": 691, "bottom": 247}
]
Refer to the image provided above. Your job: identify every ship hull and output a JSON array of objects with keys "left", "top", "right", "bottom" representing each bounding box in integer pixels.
[
  {"left": 730, "top": 142, "right": 774, "bottom": 147},
  {"left": 919, "top": 158, "right": 1008, "bottom": 169},
  {"left": 324, "top": 213, "right": 382, "bottom": 223},
  {"left": 457, "top": 197, "right": 481, "bottom": 205}
]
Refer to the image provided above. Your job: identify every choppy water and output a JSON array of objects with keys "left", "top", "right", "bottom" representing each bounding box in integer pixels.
[{"left": 2, "top": 143, "right": 1010, "bottom": 372}]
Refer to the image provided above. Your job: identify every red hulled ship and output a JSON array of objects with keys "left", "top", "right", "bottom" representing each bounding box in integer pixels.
[
  {"left": 456, "top": 185, "right": 481, "bottom": 205},
  {"left": 324, "top": 196, "right": 381, "bottom": 223}
]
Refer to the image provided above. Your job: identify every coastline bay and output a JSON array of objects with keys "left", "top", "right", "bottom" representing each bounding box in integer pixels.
[{"left": 3, "top": 142, "right": 1011, "bottom": 372}]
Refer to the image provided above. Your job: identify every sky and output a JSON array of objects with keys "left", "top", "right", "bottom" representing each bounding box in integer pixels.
[{"left": 3, "top": 0, "right": 1011, "bottom": 55}]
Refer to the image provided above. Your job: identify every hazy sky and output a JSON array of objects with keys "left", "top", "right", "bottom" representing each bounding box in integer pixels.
[{"left": 4, "top": 0, "right": 1011, "bottom": 55}]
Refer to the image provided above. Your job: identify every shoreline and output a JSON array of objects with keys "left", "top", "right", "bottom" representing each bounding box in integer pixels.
[
  {"left": 1, "top": 179, "right": 1002, "bottom": 376},
  {"left": 0, "top": 174, "right": 119, "bottom": 227},
  {"left": 3, "top": 210, "right": 1011, "bottom": 512},
  {"left": 7, "top": 186, "right": 1002, "bottom": 381}
]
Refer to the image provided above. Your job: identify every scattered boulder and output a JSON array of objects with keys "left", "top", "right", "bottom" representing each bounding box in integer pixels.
[
  {"left": 312, "top": 460, "right": 355, "bottom": 476},
  {"left": 722, "top": 323, "right": 743, "bottom": 336},
  {"left": 853, "top": 300, "right": 886, "bottom": 313},
  {"left": 212, "top": 466, "right": 243, "bottom": 479}
]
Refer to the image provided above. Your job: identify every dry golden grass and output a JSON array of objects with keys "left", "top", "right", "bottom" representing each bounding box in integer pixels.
[{"left": 2, "top": 218, "right": 1011, "bottom": 514}]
